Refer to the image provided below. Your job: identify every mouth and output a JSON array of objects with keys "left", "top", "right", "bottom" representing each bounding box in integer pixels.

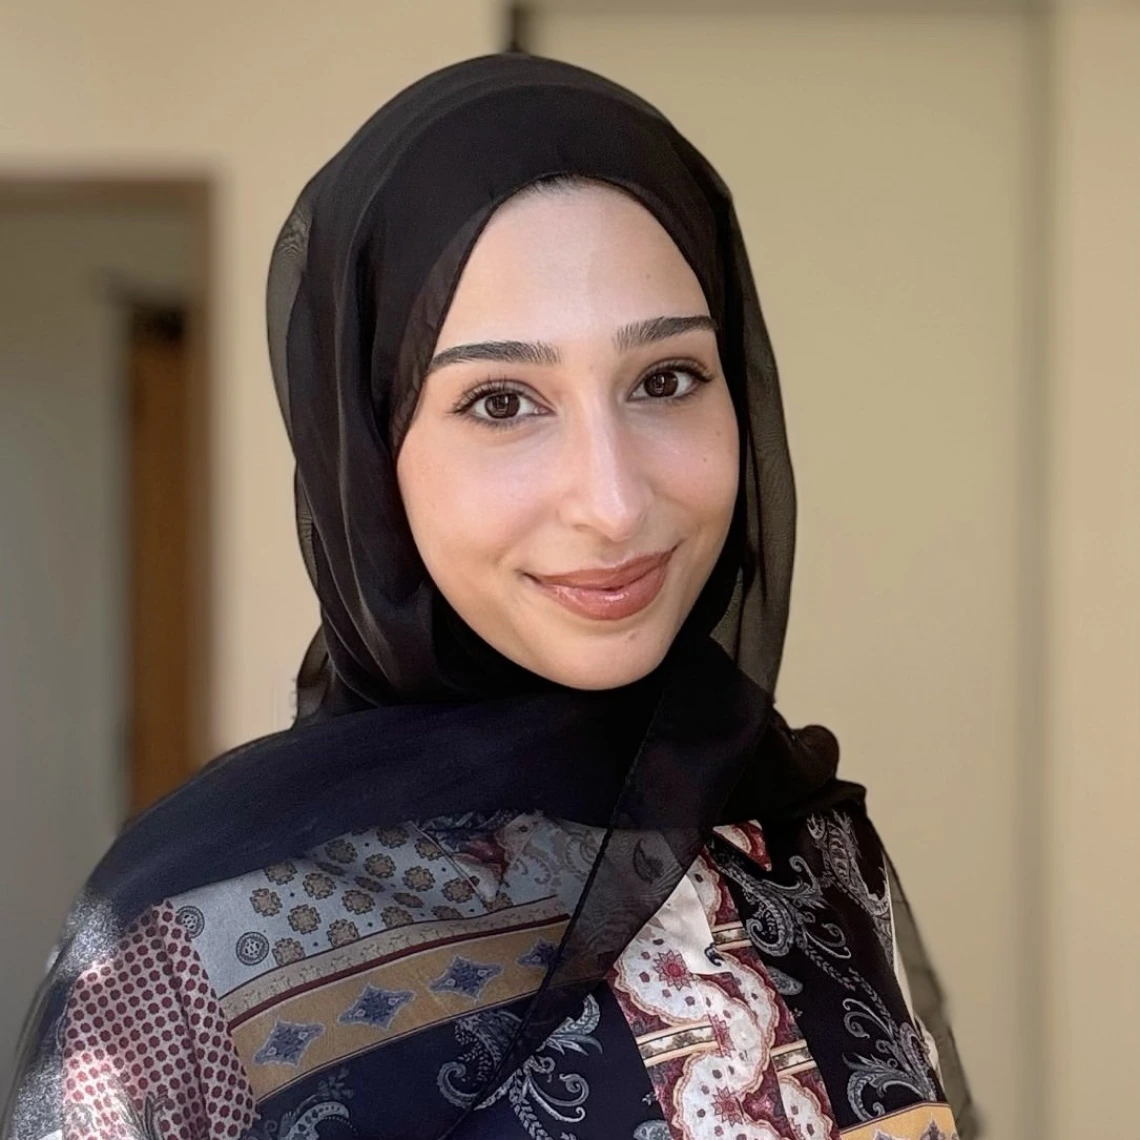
[{"left": 525, "top": 548, "right": 676, "bottom": 622}]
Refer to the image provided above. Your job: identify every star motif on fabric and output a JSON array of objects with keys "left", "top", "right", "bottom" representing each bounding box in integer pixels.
[
  {"left": 253, "top": 1019, "right": 324, "bottom": 1066},
  {"left": 711, "top": 1086, "right": 745, "bottom": 1125},
  {"left": 652, "top": 948, "right": 689, "bottom": 987},
  {"left": 429, "top": 956, "right": 503, "bottom": 999},
  {"left": 338, "top": 984, "right": 415, "bottom": 1029},
  {"left": 516, "top": 939, "right": 559, "bottom": 969}
]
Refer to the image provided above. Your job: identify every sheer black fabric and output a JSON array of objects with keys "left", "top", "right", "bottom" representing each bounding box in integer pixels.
[{"left": 3, "top": 53, "right": 967, "bottom": 1139}]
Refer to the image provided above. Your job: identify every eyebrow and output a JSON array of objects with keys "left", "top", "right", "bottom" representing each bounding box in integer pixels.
[
  {"left": 425, "top": 314, "right": 716, "bottom": 375},
  {"left": 426, "top": 339, "right": 560, "bottom": 373},
  {"left": 612, "top": 314, "right": 717, "bottom": 352}
]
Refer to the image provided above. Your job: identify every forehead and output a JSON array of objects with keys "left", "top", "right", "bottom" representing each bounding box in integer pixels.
[{"left": 435, "top": 183, "right": 710, "bottom": 346}]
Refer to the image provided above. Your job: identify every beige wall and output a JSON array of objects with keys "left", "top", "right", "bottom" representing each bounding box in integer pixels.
[{"left": 1046, "top": 6, "right": 1140, "bottom": 1135}]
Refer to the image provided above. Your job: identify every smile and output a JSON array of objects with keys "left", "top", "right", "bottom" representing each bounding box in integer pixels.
[{"left": 525, "top": 548, "right": 675, "bottom": 622}]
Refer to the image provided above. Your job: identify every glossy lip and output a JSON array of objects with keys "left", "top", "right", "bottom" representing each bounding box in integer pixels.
[{"left": 525, "top": 548, "right": 675, "bottom": 622}]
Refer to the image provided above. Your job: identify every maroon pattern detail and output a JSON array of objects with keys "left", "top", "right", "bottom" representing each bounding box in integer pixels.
[
  {"left": 607, "top": 844, "right": 841, "bottom": 1140},
  {"left": 712, "top": 822, "right": 772, "bottom": 871},
  {"left": 61, "top": 902, "right": 256, "bottom": 1140}
]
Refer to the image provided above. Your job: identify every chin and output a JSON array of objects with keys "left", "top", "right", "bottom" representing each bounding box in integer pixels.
[{"left": 530, "top": 632, "right": 674, "bottom": 692}]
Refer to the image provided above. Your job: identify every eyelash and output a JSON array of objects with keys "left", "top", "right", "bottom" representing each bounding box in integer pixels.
[{"left": 450, "top": 359, "right": 717, "bottom": 429}]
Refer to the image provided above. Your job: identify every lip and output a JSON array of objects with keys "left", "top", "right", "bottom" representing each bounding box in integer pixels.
[{"left": 526, "top": 548, "right": 675, "bottom": 622}]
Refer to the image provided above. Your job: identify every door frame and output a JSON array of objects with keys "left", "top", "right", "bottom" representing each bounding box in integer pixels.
[{"left": 0, "top": 176, "right": 213, "bottom": 799}]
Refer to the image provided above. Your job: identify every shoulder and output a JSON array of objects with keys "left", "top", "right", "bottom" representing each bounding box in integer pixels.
[{"left": 56, "top": 900, "right": 256, "bottom": 1140}]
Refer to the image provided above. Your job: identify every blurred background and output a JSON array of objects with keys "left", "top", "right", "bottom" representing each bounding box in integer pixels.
[{"left": 1, "top": 2, "right": 1137, "bottom": 1136}]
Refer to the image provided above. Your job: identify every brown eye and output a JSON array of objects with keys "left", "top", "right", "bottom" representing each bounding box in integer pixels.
[
  {"left": 458, "top": 385, "right": 545, "bottom": 426},
  {"left": 642, "top": 371, "right": 681, "bottom": 398},
  {"left": 631, "top": 365, "right": 710, "bottom": 404},
  {"left": 482, "top": 392, "right": 521, "bottom": 419}
]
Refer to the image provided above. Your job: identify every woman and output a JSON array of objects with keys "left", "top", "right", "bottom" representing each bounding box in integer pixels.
[{"left": 3, "top": 54, "right": 975, "bottom": 1140}]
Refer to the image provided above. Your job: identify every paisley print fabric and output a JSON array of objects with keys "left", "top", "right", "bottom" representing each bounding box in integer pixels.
[{"left": 36, "top": 809, "right": 961, "bottom": 1140}]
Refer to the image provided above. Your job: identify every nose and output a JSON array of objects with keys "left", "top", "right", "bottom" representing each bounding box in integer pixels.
[{"left": 556, "top": 405, "right": 652, "bottom": 544}]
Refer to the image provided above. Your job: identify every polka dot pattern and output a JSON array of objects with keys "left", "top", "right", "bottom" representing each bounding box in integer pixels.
[{"left": 61, "top": 902, "right": 256, "bottom": 1139}]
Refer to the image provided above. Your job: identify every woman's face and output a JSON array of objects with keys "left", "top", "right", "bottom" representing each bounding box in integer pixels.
[{"left": 397, "top": 183, "right": 739, "bottom": 690}]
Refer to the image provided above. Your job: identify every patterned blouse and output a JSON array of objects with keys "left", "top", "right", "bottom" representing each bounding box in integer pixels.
[{"left": 49, "top": 807, "right": 959, "bottom": 1140}]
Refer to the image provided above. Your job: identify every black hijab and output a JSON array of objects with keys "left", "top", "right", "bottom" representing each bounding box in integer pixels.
[
  {"left": 3, "top": 53, "right": 864, "bottom": 1139},
  {"left": 272, "top": 52, "right": 794, "bottom": 711}
]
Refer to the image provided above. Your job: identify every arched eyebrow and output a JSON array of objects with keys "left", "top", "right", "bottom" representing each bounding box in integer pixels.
[
  {"left": 612, "top": 314, "right": 717, "bottom": 352},
  {"left": 425, "top": 314, "right": 715, "bottom": 375},
  {"left": 426, "top": 339, "right": 560, "bottom": 373}
]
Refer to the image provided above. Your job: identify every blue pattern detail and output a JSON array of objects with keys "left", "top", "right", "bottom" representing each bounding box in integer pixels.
[
  {"left": 429, "top": 956, "right": 503, "bottom": 1000},
  {"left": 339, "top": 984, "right": 416, "bottom": 1029},
  {"left": 254, "top": 1020, "right": 325, "bottom": 1066},
  {"left": 516, "top": 939, "right": 559, "bottom": 969}
]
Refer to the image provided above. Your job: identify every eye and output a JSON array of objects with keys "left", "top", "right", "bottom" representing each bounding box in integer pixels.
[
  {"left": 631, "top": 365, "right": 710, "bottom": 402},
  {"left": 479, "top": 391, "right": 522, "bottom": 420},
  {"left": 459, "top": 384, "right": 547, "bottom": 425}
]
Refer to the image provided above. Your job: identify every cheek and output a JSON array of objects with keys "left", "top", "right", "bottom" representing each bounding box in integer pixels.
[
  {"left": 398, "top": 433, "right": 548, "bottom": 589},
  {"left": 655, "top": 393, "right": 740, "bottom": 536}
]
